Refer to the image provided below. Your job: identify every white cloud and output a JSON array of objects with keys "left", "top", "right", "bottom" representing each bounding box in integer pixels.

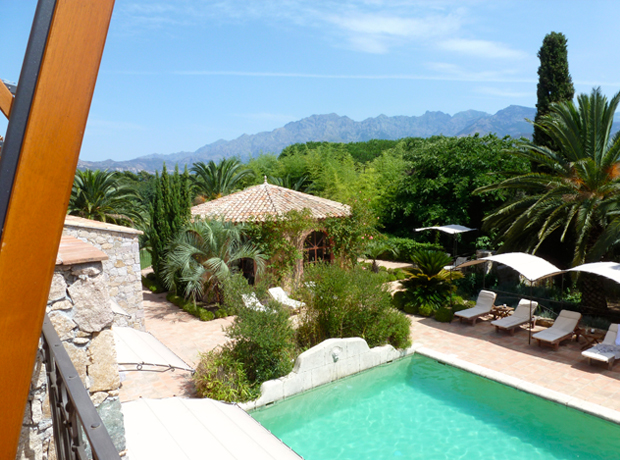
[
  {"left": 474, "top": 87, "right": 532, "bottom": 98},
  {"left": 425, "top": 62, "right": 534, "bottom": 83},
  {"left": 438, "top": 38, "right": 528, "bottom": 59}
]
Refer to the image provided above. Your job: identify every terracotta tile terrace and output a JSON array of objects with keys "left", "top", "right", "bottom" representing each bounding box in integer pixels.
[{"left": 120, "top": 288, "right": 620, "bottom": 417}]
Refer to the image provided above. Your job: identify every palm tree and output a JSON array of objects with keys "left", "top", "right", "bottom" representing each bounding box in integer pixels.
[
  {"left": 267, "top": 174, "right": 309, "bottom": 191},
  {"left": 402, "top": 250, "right": 463, "bottom": 315},
  {"left": 478, "top": 87, "right": 620, "bottom": 312},
  {"left": 162, "top": 219, "right": 266, "bottom": 303},
  {"left": 361, "top": 239, "right": 397, "bottom": 273},
  {"left": 69, "top": 169, "right": 143, "bottom": 226},
  {"left": 191, "top": 159, "right": 254, "bottom": 201}
]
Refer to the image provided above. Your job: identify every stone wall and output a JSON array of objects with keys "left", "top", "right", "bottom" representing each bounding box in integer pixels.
[
  {"left": 241, "top": 338, "right": 415, "bottom": 411},
  {"left": 16, "top": 261, "right": 126, "bottom": 460},
  {"left": 63, "top": 216, "right": 144, "bottom": 330}
]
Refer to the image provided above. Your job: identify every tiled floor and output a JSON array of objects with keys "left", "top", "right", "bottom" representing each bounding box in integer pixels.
[{"left": 120, "top": 289, "right": 620, "bottom": 415}]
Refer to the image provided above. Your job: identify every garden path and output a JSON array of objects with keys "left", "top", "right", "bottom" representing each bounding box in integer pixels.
[{"left": 119, "top": 289, "right": 233, "bottom": 402}]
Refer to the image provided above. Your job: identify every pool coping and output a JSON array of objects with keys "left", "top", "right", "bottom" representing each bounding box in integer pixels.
[{"left": 413, "top": 344, "right": 620, "bottom": 425}]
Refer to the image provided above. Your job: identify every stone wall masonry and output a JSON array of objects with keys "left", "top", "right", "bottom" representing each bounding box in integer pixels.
[
  {"left": 63, "top": 223, "right": 144, "bottom": 331},
  {"left": 240, "top": 338, "right": 415, "bottom": 411},
  {"left": 16, "top": 261, "right": 126, "bottom": 460}
]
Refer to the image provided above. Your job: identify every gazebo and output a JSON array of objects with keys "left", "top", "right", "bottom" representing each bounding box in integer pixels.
[{"left": 191, "top": 178, "right": 351, "bottom": 283}]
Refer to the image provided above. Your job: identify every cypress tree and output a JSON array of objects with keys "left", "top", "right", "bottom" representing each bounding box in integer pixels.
[
  {"left": 533, "top": 32, "right": 574, "bottom": 149},
  {"left": 149, "top": 163, "right": 192, "bottom": 282}
]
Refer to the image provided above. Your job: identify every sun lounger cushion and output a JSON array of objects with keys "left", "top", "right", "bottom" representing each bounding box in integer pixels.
[
  {"left": 454, "top": 290, "right": 496, "bottom": 320},
  {"left": 491, "top": 299, "right": 538, "bottom": 330},
  {"left": 532, "top": 310, "right": 581, "bottom": 344},
  {"left": 242, "top": 293, "right": 267, "bottom": 312},
  {"left": 582, "top": 324, "right": 620, "bottom": 365},
  {"left": 268, "top": 287, "right": 304, "bottom": 309}
]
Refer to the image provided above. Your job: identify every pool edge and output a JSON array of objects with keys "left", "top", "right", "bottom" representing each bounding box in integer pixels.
[{"left": 414, "top": 345, "right": 620, "bottom": 425}]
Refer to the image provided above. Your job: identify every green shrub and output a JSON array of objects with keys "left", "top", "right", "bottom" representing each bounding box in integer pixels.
[
  {"left": 403, "top": 302, "right": 419, "bottom": 315},
  {"left": 388, "top": 274, "right": 398, "bottom": 282},
  {"left": 380, "top": 237, "right": 441, "bottom": 262},
  {"left": 215, "top": 308, "right": 229, "bottom": 319},
  {"left": 392, "top": 291, "right": 406, "bottom": 311},
  {"left": 199, "top": 310, "right": 215, "bottom": 321},
  {"left": 193, "top": 349, "right": 258, "bottom": 402},
  {"left": 227, "top": 301, "right": 296, "bottom": 385},
  {"left": 434, "top": 307, "right": 454, "bottom": 322},
  {"left": 166, "top": 292, "right": 215, "bottom": 321},
  {"left": 298, "top": 264, "right": 412, "bottom": 349},
  {"left": 452, "top": 300, "right": 474, "bottom": 313},
  {"left": 418, "top": 304, "right": 434, "bottom": 317},
  {"left": 142, "top": 273, "right": 165, "bottom": 293}
]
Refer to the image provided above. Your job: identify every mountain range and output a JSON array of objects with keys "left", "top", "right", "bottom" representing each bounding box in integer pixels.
[{"left": 79, "top": 105, "right": 539, "bottom": 173}]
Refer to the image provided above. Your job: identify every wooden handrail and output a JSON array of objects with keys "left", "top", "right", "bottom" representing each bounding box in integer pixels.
[
  {"left": 0, "top": 81, "right": 13, "bottom": 118},
  {"left": 0, "top": 0, "right": 115, "bottom": 457}
]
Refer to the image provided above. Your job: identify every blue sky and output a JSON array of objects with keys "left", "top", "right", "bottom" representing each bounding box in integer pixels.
[{"left": 2, "top": 1, "right": 620, "bottom": 162}]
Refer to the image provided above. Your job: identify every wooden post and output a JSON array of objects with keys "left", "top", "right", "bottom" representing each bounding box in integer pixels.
[{"left": 0, "top": 1, "right": 115, "bottom": 457}]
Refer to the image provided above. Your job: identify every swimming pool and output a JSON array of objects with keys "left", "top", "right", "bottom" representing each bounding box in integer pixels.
[{"left": 251, "top": 355, "right": 620, "bottom": 459}]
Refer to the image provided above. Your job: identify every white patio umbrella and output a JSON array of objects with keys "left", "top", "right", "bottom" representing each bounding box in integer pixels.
[
  {"left": 456, "top": 252, "right": 562, "bottom": 343},
  {"left": 566, "top": 262, "right": 620, "bottom": 285},
  {"left": 415, "top": 225, "right": 476, "bottom": 260}
]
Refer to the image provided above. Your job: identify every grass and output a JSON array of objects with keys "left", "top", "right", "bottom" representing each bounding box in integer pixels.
[{"left": 140, "top": 249, "right": 152, "bottom": 269}]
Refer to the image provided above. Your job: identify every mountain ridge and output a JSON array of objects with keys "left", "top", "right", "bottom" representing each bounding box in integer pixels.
[{"left": 79, "top": 106, "right": 538, "bottom": 173}]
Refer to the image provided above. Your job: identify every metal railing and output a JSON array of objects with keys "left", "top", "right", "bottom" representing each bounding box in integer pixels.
[{"left": 41, "top": 314, "right": 121, "bottom": 460}]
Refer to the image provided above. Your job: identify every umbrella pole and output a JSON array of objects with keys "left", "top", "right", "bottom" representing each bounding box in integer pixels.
[{"left": 529, "top": 282, "right": 533, "bottom": 345}]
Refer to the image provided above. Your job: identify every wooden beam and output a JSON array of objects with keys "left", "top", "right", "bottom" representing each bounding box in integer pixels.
[
  {"left": 0, "top": 0, "right": 115, "bottom": 457},
  {"left": 0, "top": 81, "right": 13, "bottom": 119}
]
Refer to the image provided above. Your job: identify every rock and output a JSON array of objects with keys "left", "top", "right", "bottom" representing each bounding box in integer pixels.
[
  {"left": 49, "top": 299, "right": 72, "bottom": 311},
  {"left": 48, "top": 273, "right": 67, "bottom": 301},
  {"left": 71, "top": 263, "right": 102, "bottom": 277},
  {"left": 69, "top": 275, "right": 113, "bottom": 332},
  {"left": 48, "top": 312, "right": 76, "bottom": 341},
  {"left": 90, "top": 391, "right": 108, "bottom": 407},
  {"left": 88, "top": 330, "right": 120, "bottom": 392},
  {"left": 63, "top": 343, "right": 89, "bottom": 388}
]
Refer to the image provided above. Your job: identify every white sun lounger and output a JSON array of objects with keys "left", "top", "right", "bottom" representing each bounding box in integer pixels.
[
  {"left": 454, "top": 290, "right": 497, "bottom": 325},
  {"left": 532, "top": 310, "right": 581, "bottom": 350},
  {"left": 491, "top": 299, "right": 538, "bottom": 335},
  {"left": 582, "top": 324, "right": 620, "bottom": 370},
  {"left": 268, "top": 287, "right": 305, "bottom": 310},
  {"left": 241, "top": 293, "right": 267, "bottom": 312}
]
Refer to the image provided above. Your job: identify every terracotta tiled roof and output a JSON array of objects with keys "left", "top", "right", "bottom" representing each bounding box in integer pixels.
[{"left": 191, "top": 179, "right": 351, "bottom": 222}]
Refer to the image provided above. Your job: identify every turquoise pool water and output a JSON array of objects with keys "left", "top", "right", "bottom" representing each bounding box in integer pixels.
[{"left": 251, "top": 355, "right": 620, "bottom": 459}]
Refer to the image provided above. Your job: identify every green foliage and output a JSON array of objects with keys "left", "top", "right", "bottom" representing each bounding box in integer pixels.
[
  {"left": 141, "top": 273, "right": 165, "bottom": 293},
  {"left": 193, "top": 349, "right": 258, "bottom": 402},
  {"left": 297, "top": 264, "right": 411, "bottom": 349},
  {"left": 165, "top": 292, "right": 215, "bottom": 321},
  {"left": 147, "top": 164, "right": 192, "bottom": 283},
  {"left": 139, "top": 249, "right": 152, "bottom": 270},
  {"left": 246, "top": 209, "right": 314, "bottom": 281},
  {"left": 380, "top": 236, "right": 441, "bottom": 262},
  {"left": 191, "top": 158, "right": 254, "bottom": 201},
  {"left": 533, "top": 32, "right": 575, "bottom": 149},
  {"left": 402, "top": 250, "right": 463, "bottom": 313},
  {"left": 386, "top": 135, "right": 529, "bottom": 235},
  {"left": 163, "top": 219, "right": 266, "bottom": 303},
  {"left": 323, "top": 199, "right": 380, "bottom": 267},
  {"left": 227, "top": 301, "right": 296, "bottom": 384},
  {"left": 69, "top": 169, "right": 144, "bottom": 226},
  {"left": 479, "top": 88, "right": 620, "bottom": 274},
  {"left": 434, "top": 307, "right": 454, "bottom": 322},
  {"left": 391, "top": 291, "right": 407, "bottom": 311}
]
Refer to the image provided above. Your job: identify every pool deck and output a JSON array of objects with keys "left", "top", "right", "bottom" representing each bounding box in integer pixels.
[
  {"left": 120, "top": 289, "right": 620, "bottom": 422},
  {"left": 409, "top": 314, "right": 620, "bottom": 419}
]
